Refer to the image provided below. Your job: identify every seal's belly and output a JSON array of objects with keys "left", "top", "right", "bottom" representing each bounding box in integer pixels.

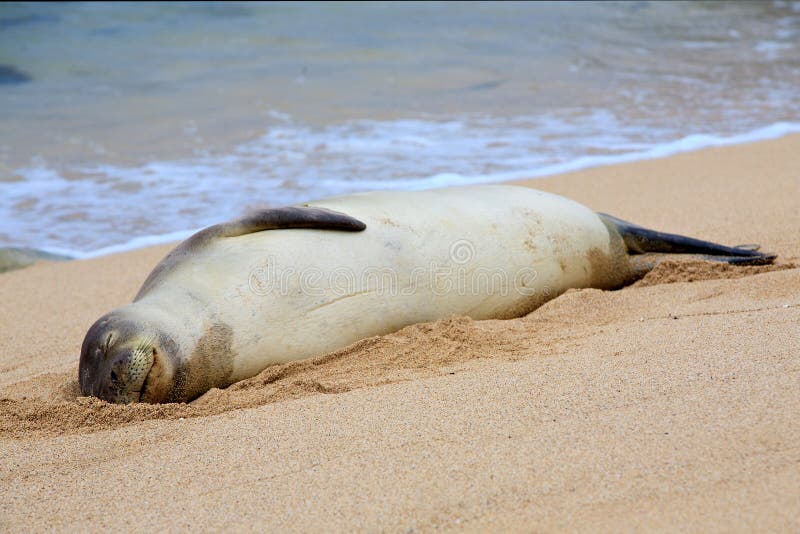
[{"left": 176, "top": 186, "right": 614, "bottom": 380}]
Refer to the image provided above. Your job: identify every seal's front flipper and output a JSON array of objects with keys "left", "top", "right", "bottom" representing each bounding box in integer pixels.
[
  {"left": 220, "top": 206, "right": 367, "bottom": 238},
  {"left": 599, "top": 213, "right": 776, "bottom": 263},
  {"left": 182, "top": 206, "right": 366, "bottom": 249},
  {"left": 136, "top": 206, "right": 367, "bottom": 300}
]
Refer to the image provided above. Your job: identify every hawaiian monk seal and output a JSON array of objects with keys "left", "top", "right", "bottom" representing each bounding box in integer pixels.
[{"left": 79, "top": 185, "right": 774, "bottom": 403}]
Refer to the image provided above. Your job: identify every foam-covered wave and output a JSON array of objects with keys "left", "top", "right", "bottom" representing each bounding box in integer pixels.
[{"left": 7, "top": 118, "right": 800, "bottom": 259}]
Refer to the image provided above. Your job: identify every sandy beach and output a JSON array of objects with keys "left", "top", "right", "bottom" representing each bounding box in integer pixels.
[{"left": 1, "top": 135, "right": 799, "bottom": 531}]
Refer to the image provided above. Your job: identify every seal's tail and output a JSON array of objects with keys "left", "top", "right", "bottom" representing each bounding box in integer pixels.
[{"left": 598, "top": 213, "right": 776, "bottom": 266}]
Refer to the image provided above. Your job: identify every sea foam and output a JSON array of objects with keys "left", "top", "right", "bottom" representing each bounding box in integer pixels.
[{"left": 7, "top": 119, "right": 800, "bottom": 259}]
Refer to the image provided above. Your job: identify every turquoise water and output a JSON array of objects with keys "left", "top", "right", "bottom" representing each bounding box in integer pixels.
[{"left": 1, "top": 1, "right": 799, "bottom": 255}]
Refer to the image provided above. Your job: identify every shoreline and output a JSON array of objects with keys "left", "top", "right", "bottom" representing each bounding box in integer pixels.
[
  {"left": 1, "top": 135, "right": 798, "bottom": 530},
  {"left": 6, "top": 122, "right": 800, "bottom": 262}
]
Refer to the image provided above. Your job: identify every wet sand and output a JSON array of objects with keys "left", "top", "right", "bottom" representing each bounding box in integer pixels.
[{"left": 1, "top": 135, "right": 799, "bottom": 531}]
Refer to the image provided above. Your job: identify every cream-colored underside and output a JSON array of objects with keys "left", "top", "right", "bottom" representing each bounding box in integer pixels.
[{"left": 139, "top": 185, "right": 615, "bottom": 381}]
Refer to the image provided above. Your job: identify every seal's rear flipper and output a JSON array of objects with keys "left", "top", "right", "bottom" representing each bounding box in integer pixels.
[
  {"left": 598, "top": 213, "right": 776, "bottom": 263},
  {"left": 697, "top": 253, "right": 776, "bottom": 265}
]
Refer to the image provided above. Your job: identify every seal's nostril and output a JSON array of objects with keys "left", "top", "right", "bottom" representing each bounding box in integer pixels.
[{"left": 110, "top": 370, "right": 118, "bottom": 382}]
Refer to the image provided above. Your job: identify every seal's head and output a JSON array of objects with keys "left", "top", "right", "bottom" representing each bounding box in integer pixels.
[{"left": 79, "top": 311, "right": 179, "bottom": 404}]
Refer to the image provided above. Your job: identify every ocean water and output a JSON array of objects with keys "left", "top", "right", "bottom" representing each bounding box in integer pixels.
[{"left": 1, "top": 1, "right": 799, "bottom": 257}]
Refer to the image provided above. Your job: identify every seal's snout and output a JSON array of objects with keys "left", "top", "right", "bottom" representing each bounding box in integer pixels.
[
  {"left": 105, "top": 346, "right": 153, "bottom": 403},
  {"left": 79, "top": 313, "right": 158, "bottom": 404}
]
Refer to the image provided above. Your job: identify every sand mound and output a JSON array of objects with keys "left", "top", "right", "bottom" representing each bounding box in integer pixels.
[
  {"left": 0, "top": 317, "right": 521, "bottom": 437},
  {"left": 4, "top": 265, "right": 794, "bottom": 439},
  {"left": 635, "top": 259, "right": 794, "bottom": 287}
]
